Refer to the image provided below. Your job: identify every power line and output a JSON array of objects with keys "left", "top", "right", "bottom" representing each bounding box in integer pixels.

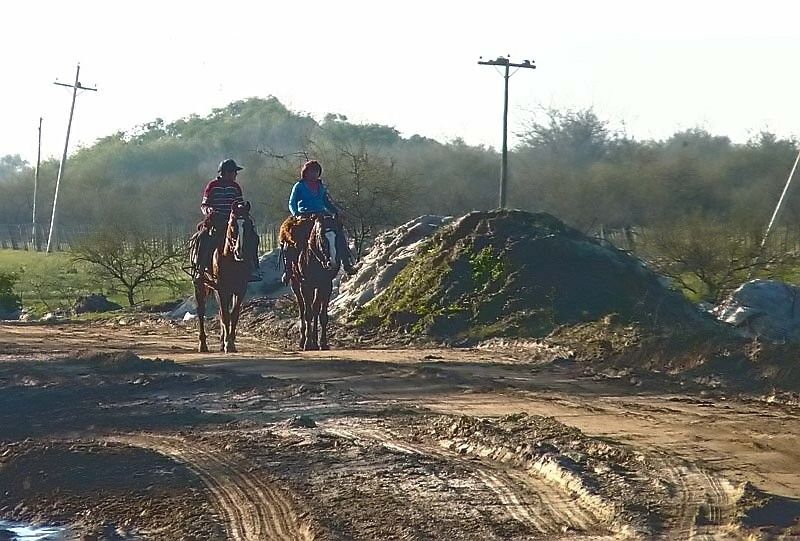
[
  {"left": 478, "top": 55, "right": 536, "bottom": 209},
  {"left": 46, "top": 63, "right": 97, "bottom": 253}
]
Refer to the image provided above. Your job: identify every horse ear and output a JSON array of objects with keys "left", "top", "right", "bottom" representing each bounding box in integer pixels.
[{"left": 245, "top": 201, "right": 251, "bottom": 212}]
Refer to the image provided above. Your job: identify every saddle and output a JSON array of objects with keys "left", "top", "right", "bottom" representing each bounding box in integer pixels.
[{"left": 189, "top": 214, "right": 227, "bottom": 279}]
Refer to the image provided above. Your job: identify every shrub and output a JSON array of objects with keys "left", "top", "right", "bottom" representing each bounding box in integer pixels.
[{"left": 0, "top": 271, "right": 22, "bottom": 313}]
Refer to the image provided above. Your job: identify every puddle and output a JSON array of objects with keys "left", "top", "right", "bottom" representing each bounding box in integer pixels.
[{"left": 0, "top": 521, "right": 66, "bottom": 540}]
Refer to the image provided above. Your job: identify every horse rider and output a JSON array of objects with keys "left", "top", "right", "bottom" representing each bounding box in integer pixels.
[
  {"left": 198, "top": 159, "right": 262, "bottom": 282},
  {"left": 281, "top": 160, "right": 355, "bottom": 284}
]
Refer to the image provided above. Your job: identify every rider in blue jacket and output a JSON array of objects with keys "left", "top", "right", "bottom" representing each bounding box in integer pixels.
[{"left": 282, "top": 160, "right": 355, "bottom": 284}]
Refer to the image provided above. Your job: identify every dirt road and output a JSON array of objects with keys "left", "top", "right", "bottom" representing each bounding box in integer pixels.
[{"left": 0, "top": 320, "right": 798, "bottom": 539}]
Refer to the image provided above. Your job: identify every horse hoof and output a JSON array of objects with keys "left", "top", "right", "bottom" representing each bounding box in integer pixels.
[
  {"left": 320, "top": 344, "right": 330, "bottom": 350},
  {"left": 226, "top": 345, "right": 237, "bottom": 353},
  {"left": 199, "top": 344, "right": 209, "bottom": 353}
]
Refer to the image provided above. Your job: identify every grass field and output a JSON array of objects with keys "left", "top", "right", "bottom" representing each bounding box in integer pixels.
[{"left": 0, "top": 249, "right": 191, "bottom": 316}]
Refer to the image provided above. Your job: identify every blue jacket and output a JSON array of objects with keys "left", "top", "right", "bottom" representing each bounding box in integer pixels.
[{"left": 288, "top": 180, "right": 339, "bottom": 216}]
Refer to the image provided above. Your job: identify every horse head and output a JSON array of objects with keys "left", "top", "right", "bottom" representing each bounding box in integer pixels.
[
  {"left": 225, "top": 201, "right": 253, "bottom": 261},
  {"left": 308, "top": 214, "right": 341, "bottom": 271}
]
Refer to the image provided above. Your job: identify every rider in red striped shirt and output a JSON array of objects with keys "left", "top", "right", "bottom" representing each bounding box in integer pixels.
[{"left": 197, "top": 159, "right": 261, "bottom": 281}]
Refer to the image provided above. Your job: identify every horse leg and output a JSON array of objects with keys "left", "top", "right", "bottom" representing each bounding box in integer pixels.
[
  {"left": 319, "top": 282, "right": 332, "bottom": 350},
  {"left": 308, "top": 287, "right": 322, "bottom": 351},
  {"left": 194, "top": 280, "right": 209, "bottom": 353},
  {"left": 301, "top": 285, "right": 318, "bottom": 350},
  {"left": 226, "top": 290, "right": 244, "bottom": 353},
  {"left": 216, "top": 289, "right": 230, "bottom": 352},
  {"left": 292, "top": 281, "right": 308, "bottom": 350}
]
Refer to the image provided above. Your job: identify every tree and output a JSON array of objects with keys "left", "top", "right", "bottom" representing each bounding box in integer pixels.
[
  {"left": 638, "top": 215, "right": 797, "bottom": 303},
  {"left": 260, "top": 135, "right": 416, "bottom": 260},
  {"left": 323, "top": 143, "right": 415, "bottom": 258},
  {"left": 518, "top": 107, "right": 616, "bottom": 168},
  {"left": 0, "top": 154, "right": 29, "bottom": 183},
  {"left": 70, "top": 224, "right": 185, "bottom": 306}
]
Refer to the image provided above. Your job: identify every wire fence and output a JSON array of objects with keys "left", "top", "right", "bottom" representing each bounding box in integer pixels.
[{"left": 0, "top": 223, "right": 280, "bottom": 253}]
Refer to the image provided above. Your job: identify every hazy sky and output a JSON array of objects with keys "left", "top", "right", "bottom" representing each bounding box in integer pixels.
[{"left": 3, "top": 0, "right": 799, "bottom": 163}]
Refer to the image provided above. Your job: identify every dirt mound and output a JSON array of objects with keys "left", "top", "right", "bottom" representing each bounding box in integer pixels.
[
  {"left": 353, "top": 210, "right": 710, "bottom": 343},
  {"left": 67, "top": 350, "right": 180, "bottom": 373}
]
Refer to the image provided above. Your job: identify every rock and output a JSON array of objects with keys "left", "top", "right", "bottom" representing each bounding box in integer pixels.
[
  {"left": 0, "top": 308, "right": 20, "bottom": 321},
  {"left": 169, "top": 247, "right": 290, "bottom": 319},
  {"left": 714, "top": 279, "right": 800, "bottom": 342},
  {"left": 285, "top": 414, "right": 317, "bottom": 428},
  {"left": 330, "top": 215, "right": 452, "bottom": 317},
  {"left": 74, "top": 294, "right": 122, "bottom": 314}
]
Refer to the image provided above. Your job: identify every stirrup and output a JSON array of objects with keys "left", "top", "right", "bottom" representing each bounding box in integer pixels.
[{"left": 342, "top": 261, "right": 357, "bottom": 276}]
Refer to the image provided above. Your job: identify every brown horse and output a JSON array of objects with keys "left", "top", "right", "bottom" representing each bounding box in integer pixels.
[
  {"left": 285, "top": 214, "right": 344, "bottom": 350},
  {"left": 193, "top": 201, "right": 257, "bottom": 353}
]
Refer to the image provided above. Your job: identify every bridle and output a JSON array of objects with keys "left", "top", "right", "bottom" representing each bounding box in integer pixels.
[
  {"left": 307, "top": 215, "right": 339, "bottom": 270},
  {"left": 226, "top": 203, "right": 251, "bottom": 262}
]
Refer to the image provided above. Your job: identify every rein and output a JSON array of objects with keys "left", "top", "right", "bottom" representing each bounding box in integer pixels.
[{"left": 307, "top": 217, "right": 337, "bottom": 270}]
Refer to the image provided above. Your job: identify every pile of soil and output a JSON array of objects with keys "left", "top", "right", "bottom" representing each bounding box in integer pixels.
[{"left": 352, "top": 210, "right": 712, "bottom": 343}]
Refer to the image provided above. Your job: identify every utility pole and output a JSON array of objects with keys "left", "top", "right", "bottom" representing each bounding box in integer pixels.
[
  {"left": 33, "top": 117, "right": 42, "bottom": 251},
  {"left": 478, "top": 56, "right": 536, "bottom": 208},
  {"left": 754, "top": 147, "right": 800, "bottom": 271},
  {"left": 46, "top": 63, "right": 97, "bottom": 253}
]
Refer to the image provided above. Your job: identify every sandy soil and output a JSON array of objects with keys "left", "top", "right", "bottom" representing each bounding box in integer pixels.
[{"left": 0, "top": 319, "right": 798, "bottom": 540}]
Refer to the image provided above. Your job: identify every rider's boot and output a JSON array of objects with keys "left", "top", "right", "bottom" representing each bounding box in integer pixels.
[
  {"left": 336, "top": 234, "right": 357, "bottom": 275},
  {"left": 198, "top": 233, "right": 213, "bottom": 275},
  {"left": 248, "top": 250, "right": 262, "bottom": 282},
  {"left": 342, "top": 257, "right": 357, "bottom": 276},
  {"left": 281, "top": 246, "right": 295, "bottom": 285}
]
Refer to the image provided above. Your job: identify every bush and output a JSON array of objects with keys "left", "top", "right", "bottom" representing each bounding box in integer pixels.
[{"left": 0, "top": 271, "right": 22, "bottom": 313}]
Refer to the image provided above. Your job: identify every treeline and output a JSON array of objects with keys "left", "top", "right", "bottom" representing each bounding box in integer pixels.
[
  {"left": 1, "top": 96, "right": 798, "bottom": 244},
  {"left": 2, "top": 97, "right": 799, "bottom": 301},
  {"left": 0, "top": 98, "right": 800, "bottom": 233}
]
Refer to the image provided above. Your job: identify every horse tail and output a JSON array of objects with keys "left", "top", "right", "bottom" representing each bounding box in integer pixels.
[{"left": 187, "top": 231, "right": 203, "bottom": 279}]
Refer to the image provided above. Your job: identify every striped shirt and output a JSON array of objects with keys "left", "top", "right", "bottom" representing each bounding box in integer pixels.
[{"left": 201, "top": 178, "right": 244, "bottom": 215}]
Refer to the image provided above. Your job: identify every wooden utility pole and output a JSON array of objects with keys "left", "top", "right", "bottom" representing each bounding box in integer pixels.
[
  {"left": 478, "top": 56, "right": 536, "bottom": 209},
  {"left": 32, "top": 117, "right": 42, "bottom": 251},
  {"left": 46, "top": 63, "right": 97, "bottom": 253}
]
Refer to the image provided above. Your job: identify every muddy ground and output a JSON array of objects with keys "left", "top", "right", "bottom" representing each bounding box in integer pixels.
[{"left": 0, "top": 318, "right": 799, "bottom": 540}]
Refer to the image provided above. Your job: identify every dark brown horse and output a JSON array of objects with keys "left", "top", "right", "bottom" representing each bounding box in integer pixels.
[
  {"left": 286, "top": 214, "right": 344, "bottom": 350},
  {"left": 193, "top": 201, "right": 257, "bottom": 353}
]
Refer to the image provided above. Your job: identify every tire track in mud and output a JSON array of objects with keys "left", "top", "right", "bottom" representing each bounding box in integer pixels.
[
  {"left": 108, "top": 434, "right": 315, "bottom": 541},
  {"left": 437, "top": 435, "right": 746, "bottom": 540},
  {"left": 323, "top": 421, "right": 746, "bottom": 540},
  {"left": 323, "top": 423, "right": 615, "bottom": 539},
  {"left": 659, "top": 465, "right": 744, "bottom": 539}
]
